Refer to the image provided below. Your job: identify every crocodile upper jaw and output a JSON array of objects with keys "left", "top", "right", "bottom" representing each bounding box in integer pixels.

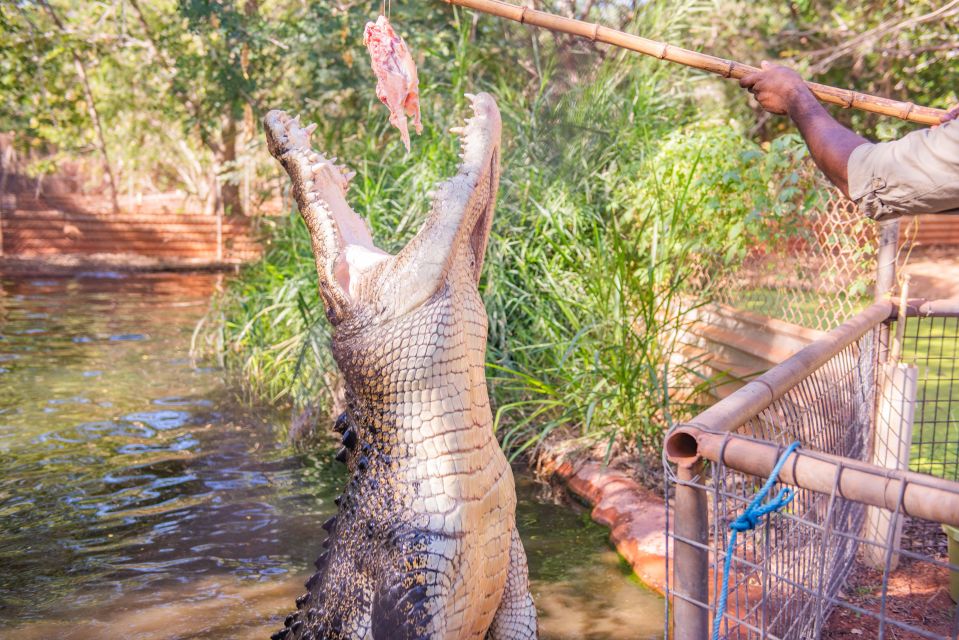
[{"left": 263, "top": 93, "right": 502, "bottom": 324}]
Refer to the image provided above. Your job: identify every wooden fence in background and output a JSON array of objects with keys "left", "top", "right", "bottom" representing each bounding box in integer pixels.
[
  {"left": 677, "top": 303, "right": 825, "bottom": 400},
  {"left": 904, "top": 214, "right": 959, "bottom": 248},
  {"left": 0, "top": 193, "right": 263, "bottom": 263}
]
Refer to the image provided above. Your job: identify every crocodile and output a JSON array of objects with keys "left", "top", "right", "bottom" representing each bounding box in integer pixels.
[{"left": 263, "top": 92, "right": 537, "bottom": 640}]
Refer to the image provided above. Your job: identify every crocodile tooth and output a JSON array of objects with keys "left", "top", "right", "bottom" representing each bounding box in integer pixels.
[
  {"left": 449, "top": 126, "right": 465, "bottom": 135},
  {"left": 334, "top": 447, "right": 348, "bottom": 463},
  {"left": 304, "top": 122, "right": 317, "bottom": 135}
]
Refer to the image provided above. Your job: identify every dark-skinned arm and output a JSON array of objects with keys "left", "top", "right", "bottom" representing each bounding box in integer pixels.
[{"left": 739, "top": 62, "right": 869, "bottom": 198}]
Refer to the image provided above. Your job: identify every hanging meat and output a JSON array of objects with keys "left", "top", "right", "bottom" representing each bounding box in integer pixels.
[{"left": 364, "top": 15, "right": 423, "bottom": 152}]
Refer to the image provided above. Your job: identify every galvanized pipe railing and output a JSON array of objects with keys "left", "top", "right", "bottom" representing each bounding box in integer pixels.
[
  {"left": 666, "top": 426, "right": 959, "bottom": 528},
  {"left": 666, "top": 297, "right": 959, "bottom": 638},
  {"left": 896, "top": 298, "right": 959, "bottom": 319}
]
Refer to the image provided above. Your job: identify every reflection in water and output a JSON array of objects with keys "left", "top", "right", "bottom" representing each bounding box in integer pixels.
[{"left": 0, "top": 274, "right": 661, "bottom": 638}]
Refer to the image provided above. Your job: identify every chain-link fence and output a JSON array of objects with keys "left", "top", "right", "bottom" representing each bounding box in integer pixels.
[
  {"left": 665, "top": 300, "right": 959, "bottom": 639},
  {"left": 709, "top": 190, "right": 877, "bottom": 333}
]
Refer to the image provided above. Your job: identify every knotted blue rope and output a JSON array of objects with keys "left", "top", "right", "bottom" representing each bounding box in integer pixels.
[{"left": 712, "top": 441, "right": 801, "bottom": 640}]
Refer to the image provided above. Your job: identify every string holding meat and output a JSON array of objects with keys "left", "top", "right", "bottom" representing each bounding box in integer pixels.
[{"left": 364, "top": 15, "right": 423, "bottom": 152}]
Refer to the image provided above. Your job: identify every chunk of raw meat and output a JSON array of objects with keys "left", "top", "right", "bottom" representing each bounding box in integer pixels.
[{"left": 364, "top": 15, "right": 423, "bottom": 152}]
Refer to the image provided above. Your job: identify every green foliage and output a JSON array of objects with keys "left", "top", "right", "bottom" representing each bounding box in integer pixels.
[{"left": 10, "top": 0, "right": 919, "bottom": 454}]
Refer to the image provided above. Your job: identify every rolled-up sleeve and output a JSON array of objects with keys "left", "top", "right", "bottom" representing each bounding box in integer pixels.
[{"left": 847, "top": 121, "right": 959, "bottom": 221}]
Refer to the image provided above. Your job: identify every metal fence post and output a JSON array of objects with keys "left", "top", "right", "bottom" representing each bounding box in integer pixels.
[
  {"left": 866, "top": 217, "right": 908, "bottom": 568},
  {"left": 875, "top": 218, "right": 900, "bottom": 300},
  {"left": 673, "top": 460, "right": 709, "bottom": 640}
]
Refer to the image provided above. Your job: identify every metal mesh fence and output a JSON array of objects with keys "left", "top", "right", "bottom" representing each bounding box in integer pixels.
[
  {"left": 898, "top": 315, "right": 959, "bottom": 481},
  {"left": 666, "top": 305, "right": 959, "bottom": 640},
  {"left": 710, "top": 191, "right": 876, "bottom": 332}
]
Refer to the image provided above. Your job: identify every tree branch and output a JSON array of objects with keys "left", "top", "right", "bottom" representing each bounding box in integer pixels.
[{"left": 39, "top": 0, "right": 120, "bottom": 213}]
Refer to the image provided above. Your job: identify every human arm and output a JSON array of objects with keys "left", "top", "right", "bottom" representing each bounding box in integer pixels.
[
  {"left": 739, "top": 62, "right": 869, "bottom": 198},
  {"left": 741, "top": 64, "right": 959, "bottom": 220}
]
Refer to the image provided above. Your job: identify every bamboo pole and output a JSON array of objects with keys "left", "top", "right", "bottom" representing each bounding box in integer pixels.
[{"left": 443, "top": 0, "right": 949, "bottom": 127}]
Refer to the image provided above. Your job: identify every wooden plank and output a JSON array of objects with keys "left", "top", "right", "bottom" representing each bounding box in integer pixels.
[{"left": 678, "top": 303, "right": 825, "bottom": 401}]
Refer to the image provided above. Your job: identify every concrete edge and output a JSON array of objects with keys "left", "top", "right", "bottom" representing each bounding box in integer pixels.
[
  {"left": 0, "top": 255, "right": 248, "bottom": 276},
  {"left": 536, "top": 445, "right": 668, "bottom": 596}
]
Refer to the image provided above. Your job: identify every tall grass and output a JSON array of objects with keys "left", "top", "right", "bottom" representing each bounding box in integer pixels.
[{"left": 202, "top": 3, "right": 816, "bottom": 456}]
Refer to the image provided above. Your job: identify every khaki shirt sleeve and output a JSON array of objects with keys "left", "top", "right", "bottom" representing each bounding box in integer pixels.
[{"left": 847, "top": 120, "right": 959, "bottom": 221}]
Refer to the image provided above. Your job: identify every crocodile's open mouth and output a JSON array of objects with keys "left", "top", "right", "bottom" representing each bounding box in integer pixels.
[{"left": 263, "top": 93, "right": 501, "bottom": 303}]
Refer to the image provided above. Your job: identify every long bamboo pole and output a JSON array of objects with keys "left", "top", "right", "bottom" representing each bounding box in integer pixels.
[{"left": 443, "top": 0, "right": 948, "bottom": 127}]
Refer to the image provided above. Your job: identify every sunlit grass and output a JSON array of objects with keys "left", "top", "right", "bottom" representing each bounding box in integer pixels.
[{"left": 902, "top": 316, "right": 959, "bottom": 480}]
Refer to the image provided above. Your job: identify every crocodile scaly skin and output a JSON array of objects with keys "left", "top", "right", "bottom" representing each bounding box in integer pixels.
[{"left": 264, "top": 93, "right": 537, "bottom": 640}]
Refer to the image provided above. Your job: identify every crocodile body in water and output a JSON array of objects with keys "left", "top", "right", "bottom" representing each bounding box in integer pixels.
[{"left": 264, "top": 93, "right": 537, "bottom": 640}]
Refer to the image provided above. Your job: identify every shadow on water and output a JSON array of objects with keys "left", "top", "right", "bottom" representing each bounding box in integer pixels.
[{"left": 0, "top": 274, "right": 661, "bottom": 639}]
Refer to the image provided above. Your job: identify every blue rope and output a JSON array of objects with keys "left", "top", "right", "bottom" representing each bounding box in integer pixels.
[{"left": 712, "top": 441, "right": 801, "bottom": 640}]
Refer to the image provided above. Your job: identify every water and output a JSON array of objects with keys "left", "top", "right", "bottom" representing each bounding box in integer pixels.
[{"left": 0, "top": 273, "right": 662, "bottom": 639}]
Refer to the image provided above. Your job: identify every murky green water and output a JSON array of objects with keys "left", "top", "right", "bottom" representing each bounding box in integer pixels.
[{"left": 0, "top": 273, "right": 662, "bottom": 639}]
